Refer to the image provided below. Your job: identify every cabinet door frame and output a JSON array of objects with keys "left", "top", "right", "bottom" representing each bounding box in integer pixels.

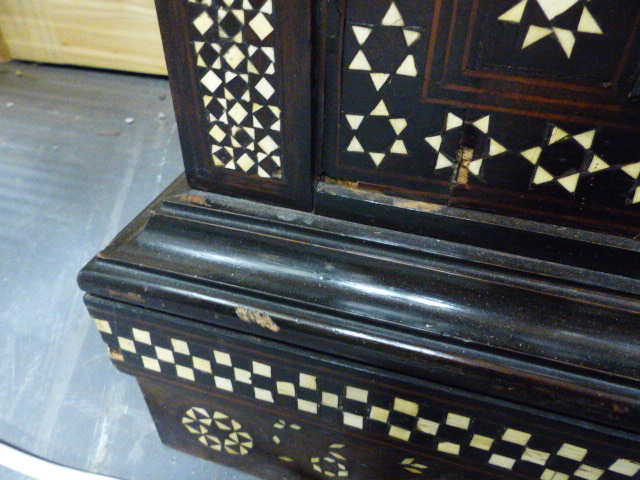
[{"left": 156, "top": 0, "right": 314, "bottom": 210}]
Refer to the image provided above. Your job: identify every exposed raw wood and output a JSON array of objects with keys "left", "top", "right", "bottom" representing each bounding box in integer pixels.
[
  {"left": 0, "top": 27, "right": 10, "bottom": 62},
  {"left": 0, "top": 0, "right": 167, "bottom": 75}
]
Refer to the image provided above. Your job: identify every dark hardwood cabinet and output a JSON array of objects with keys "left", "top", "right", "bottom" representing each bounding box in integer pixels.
[{"left": 78, "top": 1, "right": 640, "bottom": 479}]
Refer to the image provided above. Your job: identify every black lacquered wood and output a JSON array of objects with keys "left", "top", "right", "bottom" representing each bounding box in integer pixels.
[
  {"left": 78, "top": 175, "right": 640, "bottom": 435},
  {"left": 84, "top": 295, "right": 640, "bottom": 480}
]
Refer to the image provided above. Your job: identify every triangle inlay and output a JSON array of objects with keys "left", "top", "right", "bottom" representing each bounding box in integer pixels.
[{"left": 381, "top": 2, "right": 404, "bottom": 26}]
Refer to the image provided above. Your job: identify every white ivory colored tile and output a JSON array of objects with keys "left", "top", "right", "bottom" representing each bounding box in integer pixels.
[
  {"left": 260, "top": 0, "right": 273, "bottom": 14},
  {"left": 470, "top": 434, "right": 493, "bottom": 450},
  {"left": 155, "top": 347, "right": 175, "bottom": 364},
  {"left": 521, "top": 146, "right": 542, "bottom": 164},
  {"left": 171, "top": 338, "right": 190, "bottom": 355},
  {"left": 214, "top": 376, "right": 233, "bottom": 391},
  {"left": 553, "top": 27, "right": 576, "bottom": 58},
  {"left": 228, "top": 103, "right": 249, "bottom": 124},
  {"left": 94, "top": 319, "right": 112, "bottom": 334},
  {"left": 536, "top": 0, "right": 580, "bottom": 20},
  {"left": 588, "top": 156, "right": 609, "bottom": 173},
  {"left": 573, "top": 129, "right": 596, "bottom": 149},
  {"left": 369, "top": 152, "right": 385, "bottom": 166},
  {"left": 389, "top": 426, "right": 411, "bottom": 441},
  {"left": 541, "top": 470, "right": 569, "bottom": 480},
  {"left": 322, "top": 392, "right": 339, "bottom": 408},
  {"left": 489, "top": 138, "right": 507, "bottom": 156},
  {"left": 236, "top": 153, "right": 255, "bottom": 172},
  {"left": 396, "top": 55, "right": 417, "bottom": 77},
  {"left": 382, "top": 2, "right": 404, "bottom": 26},
  {"left": 277, "top": 381, "right": 295, "bottom": 396},
  {"left": 346, "top": 386, "right": 368, "bottom": 403},
  {"left": 249, "top": 13, "right": 274, "bottom": 41},
  {"left": 234, "top": 368, "right": 252, "bottom": 384},
  {"left": 346, "top": 114, "right": 364, "bottom": 130},
  {"left": 193, "top": 11, "right": 214, "bottom": 34},
  {"left": 255, "top": 387, "right": 274, "bottom": 403},
  {"left": 403, "top": 29, "right": 421, "bottom": 46},
  {"left": 370, "top": 73, "right": 390, "bottom": 91},
  {"left": 132, "top": 328, "right": 151, "bottom": 345},
  {"left": 258, "top": 135, "right": 279, "bottom": 154},
  {"left": 522, "top": 26, "right": 552, "bottom": 49},
  {"left": 502, "top": 428, "right": 531, "bottom": 445},
  {"left": 253, "top": 361, "right": 271, "bottom": 377},
  {"left": 557, "top": 173, "right": 580, "bottom": 193},
  {"left": 255, "top": 78, "right": 275, "bottom": 99},
  {"left": 352, "top": 26, "right": 372, "bottom": 45},
  {"left": 489, "top": 454, "right": 516, "bottom": 469},
  {"left": 223, "top": 45, "right": 245, "bottom": 70},
  {"left": 498, "top": 0, "right": 527, "bottom": 23},
  {"left": 299, "top": 373, "right": 317, "bottom": 390},
  {"left": 558, "top": 443, "right": 587, "bottom": 461},
  {"left": 425, "top": 135, "right": 442, "bottom": 151},
  {"left": 416, "top": 418, "right": 439, "bottom": 435},
  {"left": 390, "top": 140, "right": 408, "bottom": 154},
  {"left": 371, "top": 100, "right": 389, "bottom": 116},
  {"left": 468, "top": 159, "right": 483, "bottom": 176},
  {"left": 437, "top": 442, "right": 460, "bottom": 455},
  {"left": 297, "top": 399, "right": 317, "bottom": 413},
  {"left": 473, "top": 115, "right": 490, "bottom": 134},
  {"left": 522, "top": 448, "right": 550, "bottom": 465},
  {"left": 609, "top": 459, "right": 640, "bottom": 477},
  {"left": 176, "top": 365, "right": 195, "bottom": 381},
  {"left": 343, "top": 412, "right": 363, "bottom": 429},
  {"left": 446, "top": 112, "right": 463, "bottom": 130},
  {"left": 349, "top": 51, "right": 371, "bottom": 71},
  {"left": 435, "top": 153, "right": 454, "bottom": 169},
  {"left": 577, "top": 7, "right": 603, "bottom": 34},
  {"left": 192, "top": 356, "right": 212, "bottom": 373},
  {"left": 393, "top": 398, "right": 419, "bottom": 416},
  {"left": 574, "top": 465, "right": 604, "bottom": 480},
  {"left": 214, "top": 350, "right": 233, "bottom": 366},
  {"left": 621, "top": 162, "right": 640, "bottom": 179},
  {"left": 369, "top": 407, "right": 389, "bottom": 422},
  {"left": 390, "top": 118, "right": 407, "bottom": 135},
  {"left": 347, "top": 137, "right": 364, "bottom": 153},
  {"left": 446, "top": 413, "right": 471, "bottom": 429},
  {"left": 142, "top": 356, "right": 161, "bottom": 372},
  {"left": 533, "top": 166, "right": 554, "bottom": 184}
]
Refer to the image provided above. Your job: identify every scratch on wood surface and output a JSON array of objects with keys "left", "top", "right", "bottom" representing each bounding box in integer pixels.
[
  {"left": 106, "top": 290, "right": 143, "bottom": 303},
  {"left": 109, "top": 351, "right": 124, "bottom": 362},
  {"left": 235, "top": 306, "right": 280, "bottom": 332},
  {"left": 390, "top": 197, "right": 444, "bottom": 212},
  {"left": 181, "top": 194, "right": 209, "bottom": 206}
]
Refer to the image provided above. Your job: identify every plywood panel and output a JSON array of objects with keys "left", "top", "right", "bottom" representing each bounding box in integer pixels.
[{"left": 0, "top": 0, "right": 167, "bottom": 75}]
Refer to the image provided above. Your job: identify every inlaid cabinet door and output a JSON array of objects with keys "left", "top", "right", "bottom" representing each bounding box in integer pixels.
[
  {"left": 156, "top": 0, "right": 313, "bottom": 209},
  {"left": 323, "top": 0, "right": 640, "bottom": 235}
]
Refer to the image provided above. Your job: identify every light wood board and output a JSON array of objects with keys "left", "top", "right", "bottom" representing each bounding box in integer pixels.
[{"left": 0, "top": 0, "right": 167, "bottom": 75}]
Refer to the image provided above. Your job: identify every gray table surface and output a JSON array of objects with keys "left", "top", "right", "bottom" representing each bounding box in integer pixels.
[{"left": 0, "top": 61, "right": 260, "bottom": 480}]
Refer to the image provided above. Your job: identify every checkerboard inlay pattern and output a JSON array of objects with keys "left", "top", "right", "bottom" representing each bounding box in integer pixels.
[
  {"left": 187, "top": 0, "right": 283, "bottom": 178},
  {"left": 93, "top": 317, "right": 640, "bottom": 480}
]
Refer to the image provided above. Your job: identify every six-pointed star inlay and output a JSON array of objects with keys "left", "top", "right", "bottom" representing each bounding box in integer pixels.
[{"left": 498, "top": 0, "right": 603, "bottom": 58}]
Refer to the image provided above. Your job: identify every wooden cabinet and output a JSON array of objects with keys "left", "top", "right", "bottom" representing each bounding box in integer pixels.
[
  {"left": 78, "top": 1, "right": 640, "bottom": 479},
  {"left": 157, "top": 0, "right": 640, "bottom": 236}
]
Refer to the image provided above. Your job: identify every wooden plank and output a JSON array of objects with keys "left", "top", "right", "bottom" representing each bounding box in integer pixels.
[
  {"left": 0, "top": 27, "right": 10, "bottom": 62},
  {"left": 0, "top": 0, "right": 167, "bottom": 75}
]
